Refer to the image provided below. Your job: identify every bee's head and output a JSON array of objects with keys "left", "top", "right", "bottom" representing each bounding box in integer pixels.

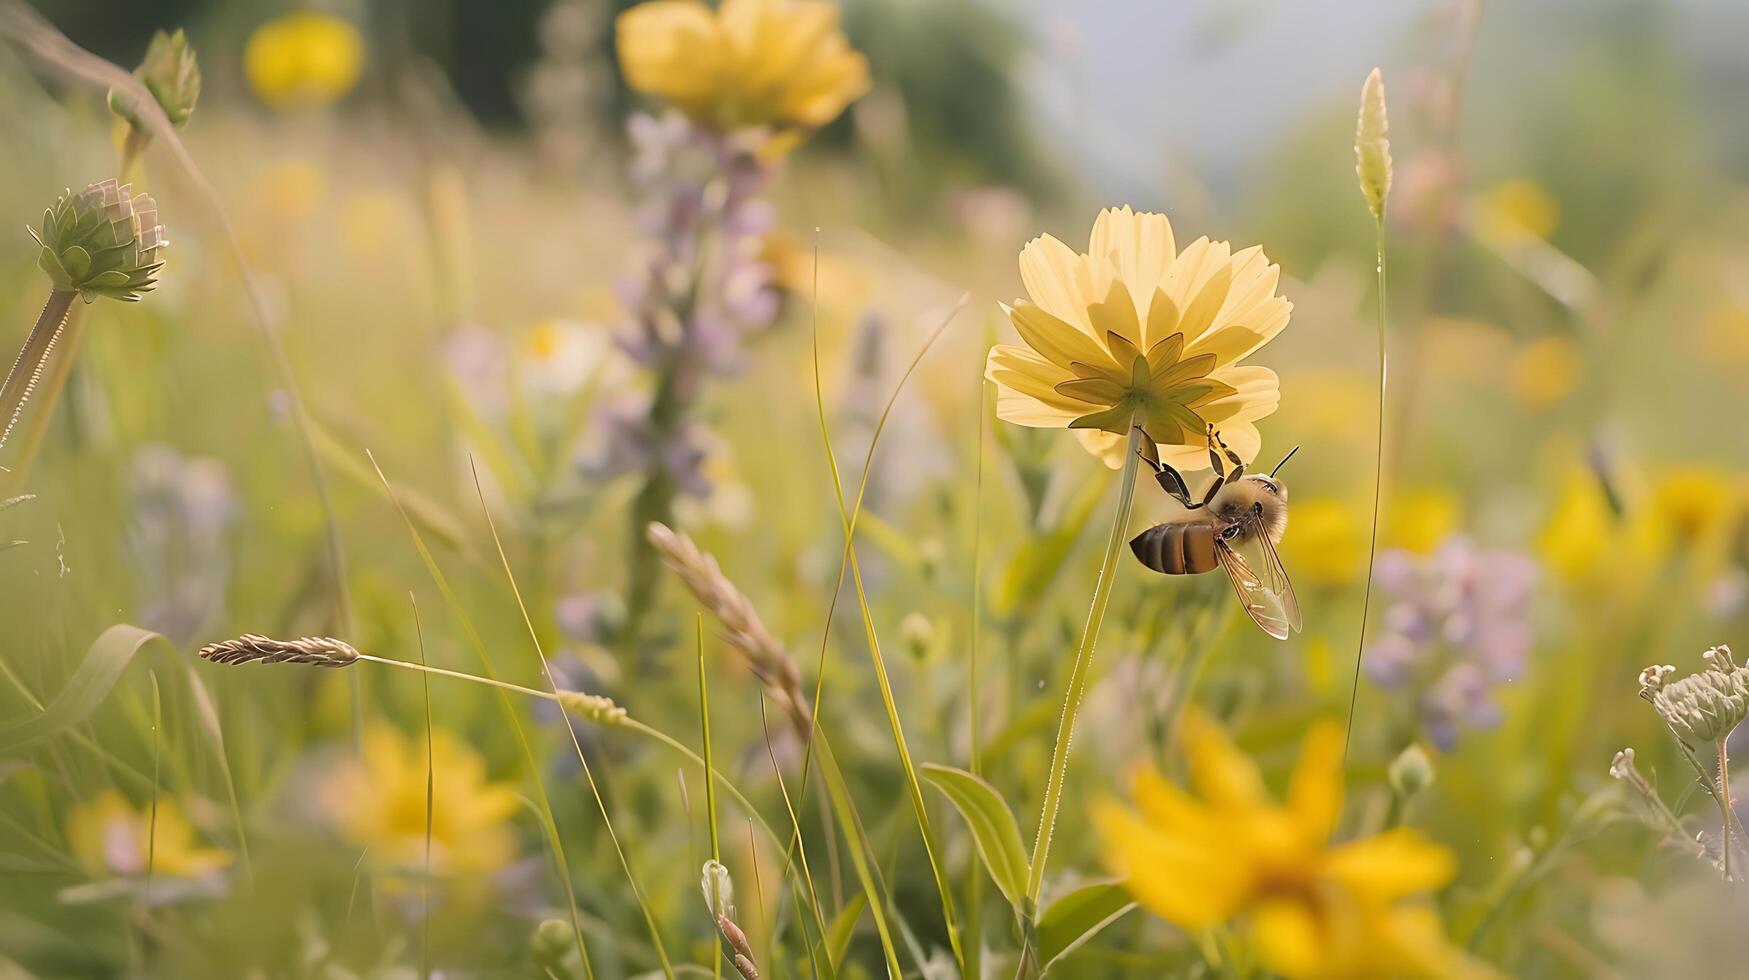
[{"left": 1244, "top": 473, "right": 1287, "bottom": 503}]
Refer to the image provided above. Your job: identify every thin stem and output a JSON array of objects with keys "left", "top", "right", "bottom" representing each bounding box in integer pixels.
[
  {"left": 1345, "top": 220, "right": 1389, "bottom": 758},
  {"left": 1024, "top": 423, "right": 1144, "bottom": 909},
  {"left": 1, "top": 304, "right": 84, "bottom": 491},
  {"left": 1720, "top": 736, "right": 1733, "bottom": 881},
  {"left": 0, "top": 289, "right": 76, "bottom": 455}
]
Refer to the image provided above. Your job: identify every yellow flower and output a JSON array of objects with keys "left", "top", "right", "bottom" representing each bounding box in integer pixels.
[
  {"left": 617, "top": 0, "right": 870, "bottom": 132},
  {"left": 1388, "top": 489, "right": 1461, "bottom": 555},
  {"left": 66, "top": 790, "right": 231, "bottom": 879},
  {"left": 1285, "top": 497, "right": 1366, "bottom": 586},
  {"left": 1507, "top": 335, "right": 1581, "bottom": 410},
  {"left": 1094, "top": 715, "right": 1493, "bottom": 980},
  {"left": 1475, "top": 178, "right": 1558, "bottom": 242},
  {"left": 319, "top": 724, "right": 520, "bottom": 876},
  {"left": 985, "top": 206, "right": 1289, "bottom": 471},
  {"left": 1649, "top": 467, "right": 1742, "bottom": 551},
  {"left": 244, "top": 12, "right": 365, "bottom": 110}
]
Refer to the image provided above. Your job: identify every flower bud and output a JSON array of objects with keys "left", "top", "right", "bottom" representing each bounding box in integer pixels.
[
  {"left": 700, "top": 858, "right": 733, "bottom": 916},
  {"left": 531, "top": 918, "right": 573, "bottom": 966},
  {"left": 1354, "top": 67, "right": 1393, "bottom": 222},
  {"left": 1641, "top": 647, "right": 1749, "bottom": 743},
  {"left": 1388, "top": 743, "right": 1435, "bottom": 798},
  {"left": 109, "top": 29, "right": 201, "bottom": 129},
  {"left": 899, "top": 612, "right": 934, "bottom": 662},
  {"left": 29, "top": 180, "right": 167, "bottom": 303}
]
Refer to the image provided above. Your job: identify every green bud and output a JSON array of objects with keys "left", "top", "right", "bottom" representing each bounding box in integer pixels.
[
  {"left": 1641, "top": 645, "right": 1749, "bottom": 743},
  {"left": 530, "top": 918, "right": 573, "bottom": 966},
  {"left": 109, "top": 29, "right": 201, "bottom": 129},
  {"left": 28, "top": 180, "right": 166, "bottom": 304},
  {"left": 899, "top": 612, "right": 934, "bottom": 662},
  {"left": 1388, "top": 743, "right": 1435, "bottom": 798}
]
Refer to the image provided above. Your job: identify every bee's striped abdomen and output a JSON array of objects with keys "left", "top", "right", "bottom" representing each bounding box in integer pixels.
[{"left": 1129, "top": 522, "right": 1219, "bottom": 575}]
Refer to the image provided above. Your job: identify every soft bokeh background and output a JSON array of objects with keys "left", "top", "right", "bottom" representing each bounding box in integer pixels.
[{"left": 3, "top": 0, "right": 1749, "bottom": 977}]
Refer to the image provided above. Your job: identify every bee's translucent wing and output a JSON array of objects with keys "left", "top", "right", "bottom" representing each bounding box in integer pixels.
[{"left": 1215, "top": 517, "right": 1301, "bottom": 639}]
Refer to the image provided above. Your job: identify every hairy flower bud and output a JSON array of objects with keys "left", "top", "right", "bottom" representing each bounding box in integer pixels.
[
  {"left": 29, "top": 180, "right": 166, "bottom": 303},
  {"left": 1388, "top": 743, "right": 1435, "bottom": 798}
]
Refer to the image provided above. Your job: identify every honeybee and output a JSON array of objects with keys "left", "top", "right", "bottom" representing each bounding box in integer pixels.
[{"left": 1129, "top": 427, "right": 1303, "bottom": 640}]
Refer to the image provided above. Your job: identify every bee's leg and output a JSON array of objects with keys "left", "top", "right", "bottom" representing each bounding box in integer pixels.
[
  {"left": 1159, "top": 463, "right": 1198, "bottom": 508},
  {"left": 1209, "top": 426, "right": 1246, "bottom": 481},
  {"left": 1205, "top": 424, "right": 1227, "bottom": 480}
]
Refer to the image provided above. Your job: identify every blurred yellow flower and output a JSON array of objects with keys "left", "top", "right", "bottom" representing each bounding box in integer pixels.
[
  {"left": 320, "top": 724, "right": 520, "bottom": 875},
  {"left": 1508, "top": 336, "right": 1581, "bottom": 409},
  {"left": 1286, "top": 497, "right": 1366, "bottom": 586},
  {"left": 617, "top": 0, "right": 870, "bottom": 133},
  {"left": 985, "top": 205, "right": 1289, "bottom": 471},
  {"left": 1475, "top": 178, "right": 1558, "bottom": 242},
  {"left": 1094, "top": 715, "right": 1493, "bottom": 980},
  {"left": 1388, "top": 489, "right": 1460, "bottom": 555},
  {"left": 1537, "top": 468, "right": 1620, "bottom": 585},
  {"left": 1648, "top": 467, "right": 1746, "bottom": 563},
  {"left": 244, "top": 11, "right": 365, "bottom": 110},
  {"left": 1537, "top": 465, "right": 1703, "bottom": 589},
  {"left": 67, "top": 790, "right": 231, "bottom": 879}
]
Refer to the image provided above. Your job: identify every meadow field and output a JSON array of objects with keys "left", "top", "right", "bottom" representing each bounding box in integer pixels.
[{"left": 2, "top": 0, "right": 1748, "bottom": 976}]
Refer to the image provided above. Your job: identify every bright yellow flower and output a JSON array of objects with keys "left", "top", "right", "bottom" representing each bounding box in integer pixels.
[
  {"left": 617, "top": 0, "right": 870, "bottom": 132},
  {"left": 319, "top": 724, "right": 520, "bottom": 876},
  {"left": 1094, "top": 715, "right": 1494, "bottom": 980},
  {"left": 66, "top": 790, "right": 231, "bottom": 879},
  {"left": 1649, "top": 467, "right": 1742, "bottom": 550},
  {"left": 985, "top": 206, "right": 1289, "bottom": 471},
  {"left": 244, "top": 12, "right": 365, "bottom": 110}
]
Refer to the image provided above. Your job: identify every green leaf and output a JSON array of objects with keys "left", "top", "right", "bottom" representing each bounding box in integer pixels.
[
  {"left": 993, "top": 469, "right": 1109, "bottom": 617},
  {"left": 822, "top": 892, "right": 865, "bottom": 971},
  {"left": 58, "top": 245, "right": 90, "bottom": 281},
  {"left": 1035, "top": 880, "right": 1135, "bottom": 972},
  {"left": 920, "top": 763, "right": 1029, "bottom": 907},
  {"left": 0, "top": 624, "right": 166, "bottom": 752}
]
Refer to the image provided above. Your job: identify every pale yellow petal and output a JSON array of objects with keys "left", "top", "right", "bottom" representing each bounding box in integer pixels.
[
  {"left": 1074, "top": 428, "right": 1128, "bottom": 469},
  {"left": 1019, "top": 233, "right": 1096, "bottom": 333},
  {"left": 1090, "top": 205, "right": 1175, "bottom": 318},
  {"left": 1088, "top": 278, "right": 1144, "bottom": 353},
  {"left": 1004, "top": 301, "right": 1115, "bottom": 373}
]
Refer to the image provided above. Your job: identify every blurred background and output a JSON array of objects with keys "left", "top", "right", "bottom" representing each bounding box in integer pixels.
[{"left": 3, "top": 0, "right": 1749, "bottom": 976}]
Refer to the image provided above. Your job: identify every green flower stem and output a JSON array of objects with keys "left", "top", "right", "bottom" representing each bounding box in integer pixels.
[
  {"left": 1024, "top": 422, "right": 1145, "bottom": 908},
  {"left": 0, "top": 289, "right": 76, "bottom": 455},
  {"left": 2, "top": 304, "right": 87, "bottom": 491},
  {"left": 1720, "top": 736, "right": 1733, "bottom": 881}
]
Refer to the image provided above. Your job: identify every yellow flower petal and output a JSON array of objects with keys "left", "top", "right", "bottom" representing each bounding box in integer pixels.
[
  {"left": 1093, "top": 799, "right": 1254, "bottom": 928},
  {"left": 1180, "top": 711, "right": 1269, "bottom": 810},
  {"left": 1019, "top": 233, "right": 1098, "bottom": 333},
  {"left": 1250, "top": 897, "right": 1326, "bottom": 979},
  {"left": 1287, "top": 721, "right": 1345, "bottom": 842},
  {"left": 1090, "top": 205, "right": 1176, "bottom": 320},
  {"left": 1324, "top": 829, "right": 1456, "bottom": 901}
]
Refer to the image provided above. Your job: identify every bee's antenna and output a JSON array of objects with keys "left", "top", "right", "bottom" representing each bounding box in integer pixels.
[{"left": 1269, "top": 445, "right": 1301, "bottom": 478}]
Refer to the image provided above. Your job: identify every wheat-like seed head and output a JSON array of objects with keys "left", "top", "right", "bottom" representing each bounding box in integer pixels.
[
  {"left": 646, "top": 521, "right": 810, "bottom": 736},
  {"left": 556, "top": 688, "right": 628, "bottom": 726},
  {"left": 199, "top": 633, "right": 360, "bottom": 668}
]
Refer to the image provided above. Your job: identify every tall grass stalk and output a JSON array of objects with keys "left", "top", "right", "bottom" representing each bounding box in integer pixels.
[
  {"left": 411, "top": 595, "right": 434, "bottom": 980},
  {"left": 367, "top": 452, "right": 595, "bottom": 980},
  {"left": 698, "top": 617, "right": 723, "bottom": 980},
  {"left": 1023, "top": 422, "right": 1144, "bottom": 920},
  {"left": 808, "top": 291, "right": 967, "bottom": 969},
  {"left": 1346, "top": 220, "right": 1388, "bottom": 757},
  {"left": 757, "top": 697, "right": 832, "bottom": 979},
  {"left": 471, "top": 460, "right": 675, "bottom": 980}
]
